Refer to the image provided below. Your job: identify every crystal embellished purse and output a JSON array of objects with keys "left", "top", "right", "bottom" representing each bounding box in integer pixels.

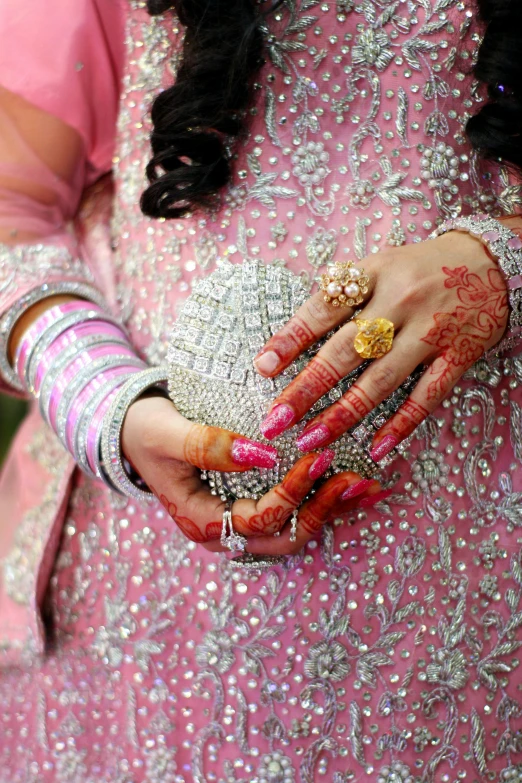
[{"left": 167, "top": 260, "right": 422, "bottom": 501}]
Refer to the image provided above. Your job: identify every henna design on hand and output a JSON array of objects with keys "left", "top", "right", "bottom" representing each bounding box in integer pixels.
[
  {"left": 182, "top": 423, "right": 232, "bottom": 470},
  {"left": 307, "top": 383, "right": 377, "bottom": 440},
  {"left": 233, "top": 505, "right": 292, "bottom": 536},
  {"left": 382, "top": 398, "right": 430, "bottom": 441},
  {"left": 256, "top": 316, "right": 317, "bottom": 372},
  {"left": 274, "top": 356, "right": 342, "bottom": 420},
  {"left": 421, "top": 265, "right": 508, "bottom": 400},
  {"left": 150, "top": 484, "right": 210, "bottom": 543}
]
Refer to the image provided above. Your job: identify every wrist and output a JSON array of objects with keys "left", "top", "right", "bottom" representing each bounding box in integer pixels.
[{"left": 430, "top": 214, "right": 522, "bottom": 354}]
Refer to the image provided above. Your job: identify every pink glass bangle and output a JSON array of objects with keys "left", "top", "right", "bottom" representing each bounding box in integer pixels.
[
  {"left": 86, "top": 387, "right": 122, "bottom": 475},
  {"left": 47, "top": 344, "right": 137, "bottom": 430},
  {"left": 34, "top": 321, "right": 127, "bottom": 396},
  {"left": 64, "top": 364, "right": 137, "bottom": 454},
  {"left": 14, "top": 300, "right": 102, "bottom": 380}
]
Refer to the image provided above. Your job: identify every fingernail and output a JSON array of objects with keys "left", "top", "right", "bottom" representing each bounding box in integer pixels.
[
  {"left": 309, "top": 448, "right": 335, "bottom": 480},
  {"left": 254, "top": 350, "right": 280, "bottom": 375},
  {"left": 260, "top": 404, "right": 295, "bottom": 440},
  {"left": 359, "top": 489, "right": 393, "bottom": 508},
  {"left": 296, "top": 424, "right": 330, "bottom": 452},
  {"left": 370, "top": 435, "right": 399, "bottom": 462},
  {"left": 231, "top": 438, "right": 279, "bottom": 468},
  {"left": 341, "top": 478, "right": 373, "bottom": 500}
]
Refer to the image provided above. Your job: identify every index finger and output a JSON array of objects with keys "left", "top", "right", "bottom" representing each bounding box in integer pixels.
[{"left": 253, "top": 290, "right": 351, "bottom": 377}]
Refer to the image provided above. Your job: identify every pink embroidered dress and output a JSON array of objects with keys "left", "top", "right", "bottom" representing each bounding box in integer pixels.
[{"left": 0, "top": 1, "right": 521, "bottom": 781}]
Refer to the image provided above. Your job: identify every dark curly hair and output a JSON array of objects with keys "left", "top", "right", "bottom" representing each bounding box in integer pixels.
[
  {"left": 141, "top": 0, "right": 277, "bottom": 219},
  {"left": 141, "top": 0, "right": 522, "bottom": 220},
  {"left": 466, "top": 0, "right": 522, "bottom": 171}
]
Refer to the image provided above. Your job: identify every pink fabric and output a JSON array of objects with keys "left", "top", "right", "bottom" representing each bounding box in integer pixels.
[
  {"left": 0, "top": 0, "right": 125, "bottom": 400},
  {"left": 1, "top": 3, "right": 522, "bottom": 781},
  {"left": 0, "top": 0, "right": 125, "bottom": 182}
]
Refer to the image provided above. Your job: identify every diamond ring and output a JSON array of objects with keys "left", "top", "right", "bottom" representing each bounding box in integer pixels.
[{"left": 220, "top": 499, "right": 247, "bottom": 553}]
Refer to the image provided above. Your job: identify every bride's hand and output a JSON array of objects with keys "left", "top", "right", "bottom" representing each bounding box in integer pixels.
[
  {"left": 254, "top": 231, "right": 509, "bottom": 459},
  {"left": 121, "top": 395, "right": 383, "bottom": 555}
]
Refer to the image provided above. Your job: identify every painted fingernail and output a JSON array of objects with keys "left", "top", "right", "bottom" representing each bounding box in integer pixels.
[
  {"left": 231, "top": 438, "right": 279, "bottom": 468},
  {"left": 370, "top": 435, "right": 399, "bottom": 462},
  {"left": 260, "top": 404, "right": 295, "bottom": 440},
  {"left": 254, "top": 350, "right": 280, "bottom": 375},
  {"left": 296, "top": 423, "right": 330, "bottom": 452},
  {"left": 309, "top": 448, "right": 335, "bottom": 480},
  {"left": 341, "top": 478, "right": 373, "bottom": 501},
  {"left": 359, "top": 489, "right": 393, "bottom": 508}
]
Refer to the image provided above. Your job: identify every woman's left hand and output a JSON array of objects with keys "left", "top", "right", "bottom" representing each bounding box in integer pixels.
[{"left": 254, "top": 230, "right": 509, "bottom": 460}]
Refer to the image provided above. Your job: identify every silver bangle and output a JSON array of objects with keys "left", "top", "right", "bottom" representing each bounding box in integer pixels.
[
  {"left": 25, "top": 309, "right": 125, "bottom": 395},
  {"left": 100, "top": 366, "right": 170, "bottom": 502},
  {"left": 429, "top": 214, "right": 522, "bottom": 353},
  {"left": 36, "top": 330, "right": 129, "bottom": 421},
  {"left": 53, "top": 336, "right": 132, "bottom": 441},
  {"left": 73, "top": 374, "right": 134, "bottom": 476},
  {"left": 54, "top": 354, "right": 145, "bottom": 445},
  {"left": 0, "top": 281, "right": 109, "bottom": 392}
]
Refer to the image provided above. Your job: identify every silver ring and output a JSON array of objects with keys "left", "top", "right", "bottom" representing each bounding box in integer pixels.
[
  {"left": 220, "top": 499, "right": 247, "bottom": 553},
  {"left": 289, "top": 510, "right": 298, "bottom": 543}
]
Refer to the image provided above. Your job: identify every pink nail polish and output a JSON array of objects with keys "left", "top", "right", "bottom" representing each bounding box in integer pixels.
[
  {"left": 260, "top": 404, "right": 295, "bottom": 440},
  {"left": 296, "top": 423, "right": 330, "bottom": 452},
  {"left": 370, "top": 435, "right": 399, "bottom": 462},
  {"left": 231, "top": 438, "right": 279, "bottom": 468},
  {"left": 341, "top": 478, "right": 373, "bottom": 501},
  {"left": 254, "top": 350, "right": 281, "bottom": 375},
  {"left": 309, "top": 449, "right": 335, "bottom": 480},
  {"left": 359, "top": 489, "right": 393, "bottom": 508}
]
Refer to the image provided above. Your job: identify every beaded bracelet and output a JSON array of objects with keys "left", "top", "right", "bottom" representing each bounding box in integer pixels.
[
  {"left": 429, "top": 214, "right": 522, "bottom": 354},
  {"left": 100, "top": 366, "right": 170, "bottom": 502}
]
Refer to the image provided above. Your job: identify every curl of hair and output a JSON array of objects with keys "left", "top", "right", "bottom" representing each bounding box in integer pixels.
[
  {"left": 467, "top": 0, "right": 522, "bottom": 171},
  {"left": 141, "top": 0, "right": 273, "bottom": 219}
]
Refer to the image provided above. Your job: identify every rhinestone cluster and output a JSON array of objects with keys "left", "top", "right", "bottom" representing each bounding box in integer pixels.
[{"left": 168, "top": 259, "right": 422, "bottom": 500}]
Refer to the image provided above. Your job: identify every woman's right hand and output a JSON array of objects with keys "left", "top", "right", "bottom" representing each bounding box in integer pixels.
[{"left": 121, "top": 394, "right": 385, "bottom": 554}]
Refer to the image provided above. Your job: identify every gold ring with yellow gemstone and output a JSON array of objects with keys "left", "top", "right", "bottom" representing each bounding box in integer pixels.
[
  {"left": 353, "top": 318, "right": 394, "bottom": 359},
  {"left": 320, "top": 260, "right": 370, "bottom": 308}
]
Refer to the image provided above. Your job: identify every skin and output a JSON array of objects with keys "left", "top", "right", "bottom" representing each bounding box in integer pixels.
[
  {"left": 1, "top": 87, "right": 84, "bottom": 355},
  {"left": 121, "top": 395, "right": 380, "bottom": 556},
  {"left": 1, "top": 85, "right": 381, "bottom": 556},
  {"left": 3, "top": 84, "right": 516, "bottom": 556},
  {"left": 255, "top": 229, "right": 512, "bottom": 459}
]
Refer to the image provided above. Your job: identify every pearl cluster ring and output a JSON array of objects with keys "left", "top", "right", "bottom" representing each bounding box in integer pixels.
[{"left": 319, "top": 259, "right": 370, "bottom": 307}]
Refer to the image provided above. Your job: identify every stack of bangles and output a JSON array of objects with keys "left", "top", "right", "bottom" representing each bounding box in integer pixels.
[
  {"left": 3, "top": 211, "right": 521, "bottom": 508},
  {"left": 7, "top": 296, "right": 169, "bottom": 502}
]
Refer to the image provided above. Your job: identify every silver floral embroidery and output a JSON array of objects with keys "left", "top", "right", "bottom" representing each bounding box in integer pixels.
[{"left": 3, "top": 424, "right": 72, "bottom": 606}]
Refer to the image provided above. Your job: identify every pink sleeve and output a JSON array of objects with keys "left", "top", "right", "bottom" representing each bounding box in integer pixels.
[
  {"left": 0, "top": 0, "right": 126, "bottom": 398},
  {"left": 0, "top": 0, "right": 125, "bottom": 182}
]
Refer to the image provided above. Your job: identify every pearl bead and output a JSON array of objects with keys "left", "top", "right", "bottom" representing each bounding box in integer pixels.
[
  {"left": 344, "top": 282, "right": 360, "bottom": 298},
  {"left": 348, "top": 266, "right": 361, "bottom": 280},
  {"left": 327, "top": 264, "right": 337, "bottom": 276},
  {"left": 327, "top": 282, "right": 342, "bottom": 297}
]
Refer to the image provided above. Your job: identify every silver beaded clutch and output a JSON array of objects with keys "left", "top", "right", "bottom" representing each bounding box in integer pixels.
[{"left": 168, "top": 260, "right": 421, "bottom": 501}]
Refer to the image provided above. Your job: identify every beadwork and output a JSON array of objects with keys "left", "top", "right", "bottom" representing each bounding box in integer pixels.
[{"left": 168, "top": 259, "right": 423, "bottom": 500}]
